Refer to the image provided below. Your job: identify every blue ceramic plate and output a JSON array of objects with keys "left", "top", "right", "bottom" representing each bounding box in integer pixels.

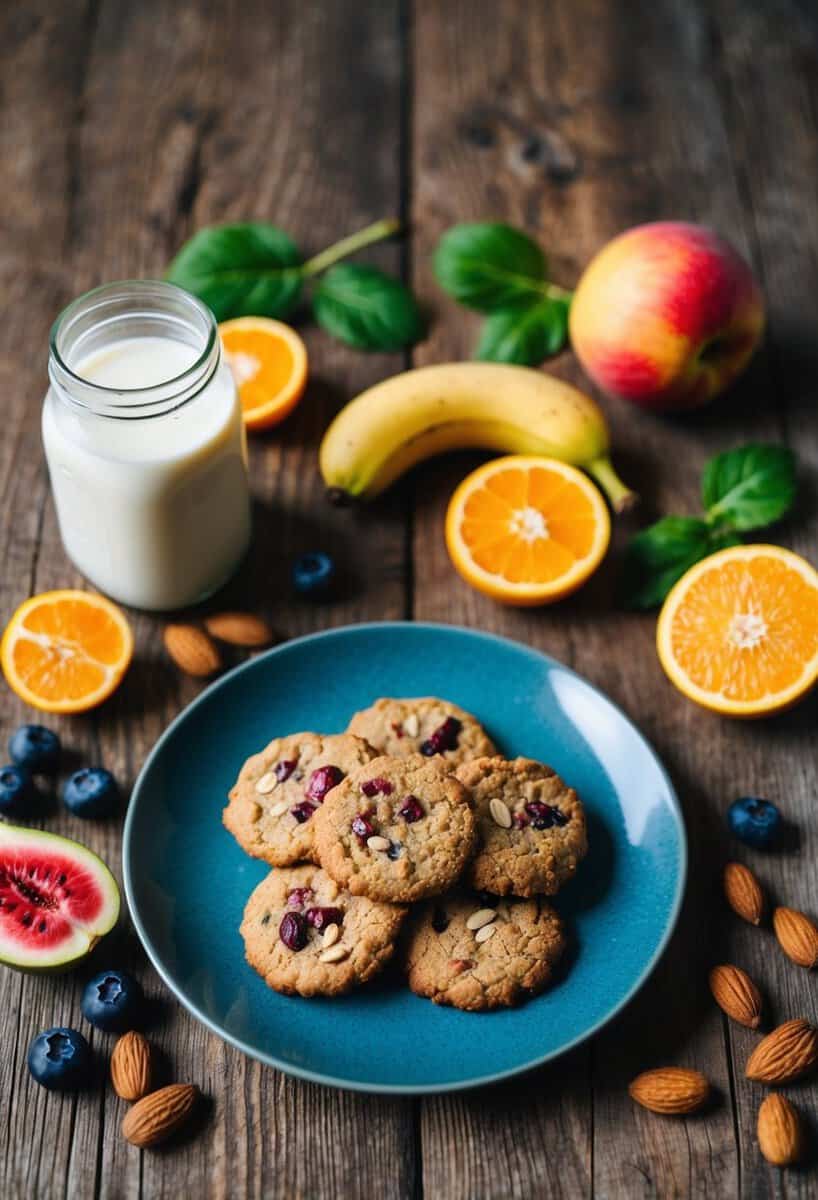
[{"left": 124, "top": 623, "right": 685, "bottom": 1094}]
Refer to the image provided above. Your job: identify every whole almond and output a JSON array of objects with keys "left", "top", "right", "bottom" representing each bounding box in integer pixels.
[
  {"left": 121, "top": 1083, "right": 199, "bottom": 1148},
  {"left": 628, "top": 1067, "right": 710, "bottom": 1115},
  {"left": 708, "top": 964, "right": 763, "bottom": 1029},
  {"left": 746, "top": 1019, "right": 818, "bottom": 1084},
  {"left": 204, "top": 612, "right": 272, "bottom": 648},
  {"left": 757, "top": 1093, "right": 804, "bottom": 1166},
  {"left": 724, "top": 862, "right": 766, "bottom": 926},
  {"left": 773, "top": 906, "right": 818, "bottom": 969},
  {"left": 164, "top": 625, "right": 221, "bottom": 677},
  {"left": 110, "top": 1031, "right": 153, "bottom": 1102}
]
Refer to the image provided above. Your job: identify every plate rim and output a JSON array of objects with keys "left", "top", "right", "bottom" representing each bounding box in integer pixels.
[{"left": 123, "top": 620, "right": 687, "bottom": 1095}]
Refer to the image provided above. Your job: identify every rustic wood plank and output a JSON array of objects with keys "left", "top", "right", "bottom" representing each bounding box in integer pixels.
[
  {"left": 702, "top": 3, "right": 818, "bottom": 1197},
  {"left": 410, "top": 4, "right": 598, "bottom": 1197},
  {"left": 0, "top": 5, "right": 121, "bottom": 1200},
  {"left": 0, "top": 1, "right": 414, "bottom": 1198},
  {"left": 408, "top": 0, "right": 815, "bottom": 1195}
]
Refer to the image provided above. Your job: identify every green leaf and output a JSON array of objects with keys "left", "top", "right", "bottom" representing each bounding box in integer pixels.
[
  {"left": 166, "top": 223, "right": 304, "bottom": 320},
  {"left": 433, "top": 222, "right": 548, "bottom": 311},
  {"left": 311, "top": 263, "right": 424, "bottom": 351},
  {"left": 621, "top": 516, "right": 741, "bottom": 610},
  {"left": 475, "top": 297, "right": 569, "bottom": 365},
  {"left": 702, "top": 443, "right": 796, "bottom": 532}
]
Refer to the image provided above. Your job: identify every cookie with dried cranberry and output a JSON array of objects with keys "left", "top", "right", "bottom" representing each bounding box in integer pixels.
[
  {"left": 455, "top": 756, "right": 587, "bottom": 897},
  {"left": 224, "top": 733, "right": 377, "bottom": 867},
  {"left": 346, "top": 697, "right": 496, "bottom": 766},
  {"left": 405, "top": 892, "right": 566, "bottom": 1010},
  {"left": 313, "top": 753, "right": 477, "bottom": 903},
  {"left": 241, "top": 865, "right": 407, "bottom": 997}
]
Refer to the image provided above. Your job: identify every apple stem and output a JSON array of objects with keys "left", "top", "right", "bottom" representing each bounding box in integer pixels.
[{"left": 586, "top": 457, "right": 639, "bottom": 514}]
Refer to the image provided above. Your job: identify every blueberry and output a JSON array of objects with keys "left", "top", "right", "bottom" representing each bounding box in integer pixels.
[
  {"left": 81, "top": 970, "right": 144, "bottom": 1032},
  {"left": 292, "top": 551, "right": 335, "bottom": 596},
  {"left": 0, "top": 764, "right": 36, "bottom": 817},
  {"left": 9, "top": 725, "right": 61, "bottom": 773},
  {"left": 62, "top": 767, "right": 120, "bottom": 819},
  {"left": 28, "top": 1027, "right": 91, "bottom": 1091},
  {"left": 728, "top": 796, "right": 782, "bottom": 849}
]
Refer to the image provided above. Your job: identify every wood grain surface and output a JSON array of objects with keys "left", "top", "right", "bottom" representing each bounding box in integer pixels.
[{"left": 1, "top": 0, "right": 817, "bottom": 1196}]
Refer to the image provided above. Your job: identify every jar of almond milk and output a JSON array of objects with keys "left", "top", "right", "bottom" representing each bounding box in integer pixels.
[{"left": 43, "top": 280, "right": 252, "bottom": 611}]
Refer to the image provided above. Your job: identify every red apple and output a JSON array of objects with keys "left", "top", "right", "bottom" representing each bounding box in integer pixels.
[{"left": 569, "top": 222, "right": 765, "bottom": 413}]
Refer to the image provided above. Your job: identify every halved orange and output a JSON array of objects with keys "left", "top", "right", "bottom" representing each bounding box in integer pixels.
[
  {"left": 1, "top": 591, "right": 133, "bottom": 714},
  {"left": 445, "top": 456, "right": 611, "bottom": 605},
  {"left": 657, "top": 544, "right": 818, "bottom": 717},
  {"left": 219, "top": 317, "right": 308, "bottom": 432}
]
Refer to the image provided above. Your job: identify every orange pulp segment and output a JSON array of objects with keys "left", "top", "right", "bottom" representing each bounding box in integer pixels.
[
  {"left": 656, "top": 544, "right": 818, "bottom": 716},
  {"left": 445, "top": 456, "right": 611, "bottom": 605},
  {"left": 219, "top": 317, "right": 308, "bottom": 431},
  {"left": 1, "top": 590, "right": 133, "bottom": 713}
]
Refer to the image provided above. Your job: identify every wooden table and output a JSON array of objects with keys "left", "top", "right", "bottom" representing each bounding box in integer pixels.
[{"left": 2, "top": 1, "right": 817, "bottom": 1195}]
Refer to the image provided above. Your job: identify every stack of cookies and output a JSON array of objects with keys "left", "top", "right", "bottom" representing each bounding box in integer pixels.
[{"left": 224, "top": 697, "right": 588, "bottom": 1011}]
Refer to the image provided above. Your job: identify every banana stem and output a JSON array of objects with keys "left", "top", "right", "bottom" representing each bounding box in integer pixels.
[
  {"left": 586, "top": 457, "right": 639, "bottom": 514},
  {"left": 302, "top": 219, "right": 402, "bottom": 277}
]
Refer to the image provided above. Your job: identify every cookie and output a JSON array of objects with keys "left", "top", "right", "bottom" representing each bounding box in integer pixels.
[
  {"left": 405, "top": 892, "right": 566, "bottom": 1010},
  {"left": 455, "top": 756, "right": 587, "bottom": 897},
  {"left": 224, "top": 732, "right": 377, "bottom": 866},
  {"left": 347, "top": 697, "right": 496, "bottom": 766},
  {"left": 313, "top": 753, "right": 477, "bottom": 903},
  {"left": 241, "top": 865, "right": 406, "bottom": 997}
]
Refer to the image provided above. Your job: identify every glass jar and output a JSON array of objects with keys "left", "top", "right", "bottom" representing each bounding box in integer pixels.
[{"left": 43, "top": 280, "right": 251, "bottom": 611}]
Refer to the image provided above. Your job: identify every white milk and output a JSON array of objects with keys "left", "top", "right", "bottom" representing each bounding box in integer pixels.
[{"left": 43, "top": 284, "right": 251, "bottom": 610}]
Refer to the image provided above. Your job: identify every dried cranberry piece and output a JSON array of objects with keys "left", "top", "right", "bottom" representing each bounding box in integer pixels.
[
  {"left": 420, "top": 716, "right": 462, "bottom": 756},
  {"left": 291, "top": 800, "right": 317, "bottom": 823},
  {"left": 361, "top": 776, "right": 394, "bottom": 797},
  {"left": 279, "top": 911, "right": 308, "bottom": 951},
  {"left": 391, "top": 721, "right": 405, "bottom": 739},
  {"left": 432, "top": 907, "right": 450, "bottom": 933},
  {"left": 275, "top": 759, "right": 297, "bottom": 783},
  {"left": 287, "top": 887, "right": 313, "bottom": 909},
  {"left": 305, "top": 765, "right": 344, "bottom": 802},
  {"left": 525, "top": 801, "right": 555, "bottom": 830},
  {"left": 551, "top": 808, "right": 569, "bottom": 826},
  {"left": 305, "top": 906, "right": 343, "bottom": 930},
  {"left": 512, "top": 811, "right": 529, "bottom": 829},
  {"left": 397, "top": 795, "right": 424, "bottom": 823},
  {"left": 351, "top": 813, "right": 375, "bottom": 843}
]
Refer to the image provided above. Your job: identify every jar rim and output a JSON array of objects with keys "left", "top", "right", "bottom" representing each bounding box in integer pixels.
[{"left": 48, "top": 280, "right": 220, "bottom": 417}]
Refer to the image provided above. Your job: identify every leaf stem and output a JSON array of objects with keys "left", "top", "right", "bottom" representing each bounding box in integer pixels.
[
  {"left": 303, "top": 219, "right": 402, "bottom": 278},
  {"left": 543, "top": 282, "right": 573, "bottom": 303}
]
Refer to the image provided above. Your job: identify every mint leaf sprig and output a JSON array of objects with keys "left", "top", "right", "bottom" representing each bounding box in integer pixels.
[
  {"left": 622, "top": 444, "right": 797, "bottom": 609},
  {"left": 433, "top": 222, "right": 572, "bottom": 366},
  {"left": 167, "top": 218, "right": 423, "bottom": 353}
]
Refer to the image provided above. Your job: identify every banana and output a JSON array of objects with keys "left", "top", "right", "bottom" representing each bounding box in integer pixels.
[{"left": 320, "top": 362, "right": 636, "bottom": 511}]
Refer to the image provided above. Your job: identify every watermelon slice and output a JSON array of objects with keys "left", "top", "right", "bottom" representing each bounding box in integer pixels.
[{"left": 0, "top": 824, "right": 120, "bottom": 972}]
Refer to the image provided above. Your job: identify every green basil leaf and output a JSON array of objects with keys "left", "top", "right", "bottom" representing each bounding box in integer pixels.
[
  {"left": 702, "top": 443, "right": 796, "bottom": 532},
  {"left": 166, "top": 223, "right": 304, "bottom": 320},
  {"left": 433, "top": 222, "right": 548, "bottom": 311},
  {"left": 311, "top": 263, "right": 423, "bottom": 351},
  {"left": 621, "top": 516, "right": 741, "bottom": 610},
  {"left": 475, "top": 297, "right": 569, "bottom": 365}
]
